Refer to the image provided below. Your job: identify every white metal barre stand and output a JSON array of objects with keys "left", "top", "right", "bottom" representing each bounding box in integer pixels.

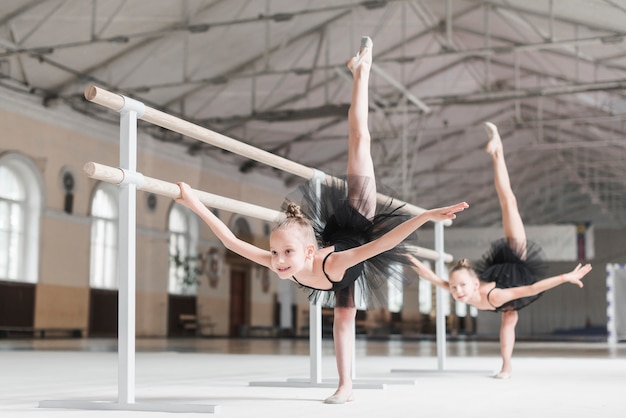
[
  {"left": 66, "top": 83, "right": 450, "bottom": 404},
  {"left": 39, "top": 97, "right": 219, "bottom": 414},
  {"left": 391, "top": 221, "right": 491, "bottom": 376}
]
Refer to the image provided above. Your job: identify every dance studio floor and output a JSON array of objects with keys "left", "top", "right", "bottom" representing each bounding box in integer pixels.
[{"left": 1, "top": 337, "right": 624, "bottom": 418}]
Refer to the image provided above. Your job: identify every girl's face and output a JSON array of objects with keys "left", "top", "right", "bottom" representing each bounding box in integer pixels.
[
  {"left": 448, "top": 269, "right": 479, "bottom": 302},
  {"left": 269, "top": 227, "right": 312, "bottom": 279}
]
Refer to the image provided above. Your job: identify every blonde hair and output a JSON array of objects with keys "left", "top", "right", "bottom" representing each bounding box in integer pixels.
[
  {"left": 450, "top": 258, "right": 477, "bottom": 277},
  {"left": 272, "top": 202, "right": 317, "bottom": 244}
]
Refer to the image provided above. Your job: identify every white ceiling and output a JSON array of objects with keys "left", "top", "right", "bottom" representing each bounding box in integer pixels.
[{"left": 1, "top": 0, "right": 625, "bottom": 228}]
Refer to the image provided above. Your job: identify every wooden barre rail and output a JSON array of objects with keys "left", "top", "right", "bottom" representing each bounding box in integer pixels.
[
  {"left": 84, "top": 84, "right": 452, "bottom": 226},
  {"left": 84, "top": 161, "right": 452, "bottom": 262},
  {"left": 84, "top": 161, "right": 281, "bottom": 222}
]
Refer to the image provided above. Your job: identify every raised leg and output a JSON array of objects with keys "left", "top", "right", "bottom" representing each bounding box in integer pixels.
[
  {"left": 484, "top": 122, "right": 526, "bottom": 250},
  {"left": 495, "top": 309, "right": 518, "bottom": 379},
  {"left": 346, "top": 37, "right": 376, "bottom": 219},
  {"left": 324, "top": 306, "right": 356, "bottom": 404}
]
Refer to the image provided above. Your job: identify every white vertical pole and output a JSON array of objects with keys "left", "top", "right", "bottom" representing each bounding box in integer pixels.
[
  {"left": 118, "top": 109, "right": 137, "bottom": 404},
  {"left": 606, "top": 264, "right": 617, "bottom": 347},
  {"left": 309, "top": 172, "right": 323, "bottom": 383},
  {"left": 278, "top": 279, "right": 293, "bottom": 330},
  {"left": 309, "top": 301, "right": 322, "bottom": 383},
  {"left": 434, "top": 221, "right": 447, "bottom": 371},
  {"left": 352, "top": 323, "right": 356, "bottom": 380},
  {"left": 117, "top": 97, "right": 145, "bottom": 405}
]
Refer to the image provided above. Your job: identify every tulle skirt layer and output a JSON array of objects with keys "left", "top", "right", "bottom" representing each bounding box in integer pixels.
[
  {"left": 475, "top": 238, "right": 548, "bottom": 312},
  {"left": 284, "top": 176, "right": 417, "bottom": 309}
]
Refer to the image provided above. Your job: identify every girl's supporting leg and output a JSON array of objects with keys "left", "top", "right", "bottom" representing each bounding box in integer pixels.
[
  {"left": 496, "top": 310, "right": 518, "bottom": 379},
  {"left": 485, "top": 122, "right": 527, "bottom": 251},
  {"left": 325, "top": 305, "right": 357, "bottom": 404}
]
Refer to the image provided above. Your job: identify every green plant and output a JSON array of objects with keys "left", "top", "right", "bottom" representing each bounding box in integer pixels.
[{"left": 171, "top": 249, "right": 204, "bottom": 289}]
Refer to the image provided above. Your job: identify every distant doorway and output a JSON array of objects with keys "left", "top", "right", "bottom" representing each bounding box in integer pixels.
[
  {"left": 229, "top": 269, "right": 250, "bottom": 337},
  {"left": 88, "top": 288, "right": 118, "bottom": 337},
  {"left": 167, "top": 294, "right": 197, "bottom": 337},
  {"left": 0, "top": 281, "right": 35, "bottom": 328}
]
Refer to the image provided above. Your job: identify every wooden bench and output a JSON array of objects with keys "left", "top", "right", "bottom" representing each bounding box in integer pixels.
[
  {"left": 248, "top": 325, "right": 280, "bottom": 337},
  {"left": 178, "top": 314, "right": 215, "bottom": 337}
]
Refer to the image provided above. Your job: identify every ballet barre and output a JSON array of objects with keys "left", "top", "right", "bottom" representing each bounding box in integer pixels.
[
  {"left": 84, "top": 160, "right": 453, "bottom": 391},
  {"left": 81, "top": 82, "right": 451, "bottom": 390},
  {"left": 40, "top": 85, "right": 454, "bottom": 414},
  {"left": 84, "top": 161, "right": 453, "bottom": 263},
  {"left": 84, "top": 85, "right": 451, "bottom": 226},
  {"left": 84, "top": 162, "right": 282, "bottom": 222}
]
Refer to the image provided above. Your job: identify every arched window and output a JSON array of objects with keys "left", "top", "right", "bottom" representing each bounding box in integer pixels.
[
  {"left": 168, "top": 204, "right": 198, "bottom": 295},
  {"left": 89, "top": 182, "right": 118, "bottom": 289},
  {"left": 0, "top": 153, "right": 42, "bottom": 283}
]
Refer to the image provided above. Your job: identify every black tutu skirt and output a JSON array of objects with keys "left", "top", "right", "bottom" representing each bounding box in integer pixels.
[
  {"left": 474, "top": 238, "right": 548, "bottom": 312},
  {"left": 283, "top": 175, "right": 417, "bottom": 309}
]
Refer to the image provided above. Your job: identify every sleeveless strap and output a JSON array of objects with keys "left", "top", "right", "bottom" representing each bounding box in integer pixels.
[
  {"left": 291, "top": 252, "right": 337, "bottom": 289},
  {"left": 292, "top": 251, "right": 340, "bottom": 290},
  {"left": 322, "top": 252, "right": 337, "bottom": 283},
  {"left": 487, "top": 286, "right": 500, "bottom": 310}
]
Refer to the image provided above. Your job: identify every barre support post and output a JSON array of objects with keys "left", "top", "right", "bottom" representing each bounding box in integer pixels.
[{"left": 118, "top": 100, "right": 139, "bottom": 405}]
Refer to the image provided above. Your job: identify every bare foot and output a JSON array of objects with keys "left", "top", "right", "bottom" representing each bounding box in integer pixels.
[
  {"left": 347, "top": 36, "right": 373, "bottom": 75},
  {"left": 493, "top": 371, "right": 511, "bottom": 379},
  {"left": 324, "top": 390, "right": 355, "bottom": 404},
  {"left": 484, "top": 122, "right": 502, "bottom": 156}
]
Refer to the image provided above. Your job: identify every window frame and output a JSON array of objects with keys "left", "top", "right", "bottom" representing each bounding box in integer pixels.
[
  {"left": 167, "top": 203, "right": 199, "bottom": 295},
  {"left": 89, "top": 181, "right": 119, "bottom": 290},
  {"left": 0, "top": 152, "right": 43, "bottom": 283}
]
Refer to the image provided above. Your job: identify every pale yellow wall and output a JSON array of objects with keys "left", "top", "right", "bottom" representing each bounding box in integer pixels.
[
  {"left": 251, "top": 303, "right": 275, "bottom": 328},
  {"left": 34, "top": 284, "right": 89, "bottom": 331},
  {"left": 250, "top": 267, "right": 277, "bottom": 327},
  {"left": 136, "top": 233, "right": 169, "bottom": 293},
  {"left": 2, "top": 91, "right": 607, "bottom": 340},
  {"left": 136, "top": 291, "right": 168, "bottom": 337},
  {"left": 294, "top": 284, "right": 313, "bottom": 336},
  {"left": 402, "top": 269, "right": 421, "bottom": 319},
  {"left": 197, "top": 295, "right": 229, "bottom": 336},
  {"left": 0, "top": 108, "right": 119, "bottom": 216},
  {"left": 197, "top": 255, "right": 232, "bottom": 336},
  {"left": 0, "top": 93, "right": 295, "bottom": 338},
  {"left": 39, "top": 216, "right": 91, "bottom": 287}
]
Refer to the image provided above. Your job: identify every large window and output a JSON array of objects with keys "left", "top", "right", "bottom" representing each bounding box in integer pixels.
[
  {"left": 89, "top": 182, "right": 118, "bottom": 289},
  {"left": 0, "top": 153, "right": 42, "bottom": 283},
  {"left": 168, "top": 204, "right": 199, "bottom": 295}
]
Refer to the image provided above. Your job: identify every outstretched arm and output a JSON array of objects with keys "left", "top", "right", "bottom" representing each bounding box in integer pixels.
[
  {"left": 326, "top": 202, "right": 469, "bottom": 276},
  {"left": 358, "top": 201, "right": 468, "bottom": 256},
  {"left": 408, "top": 255, "right": 450, "bottom": 290},
  {"left": 175, "top": 182, "right": 272, "bottom": 268},
  {"left": 489, "top": 263, "right": 592, "bottom": 307}
]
